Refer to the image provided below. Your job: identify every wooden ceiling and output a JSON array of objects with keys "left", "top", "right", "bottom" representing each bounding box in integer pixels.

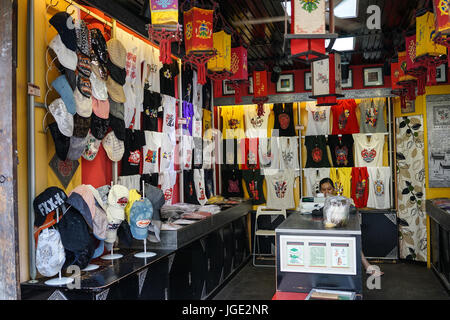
[{"left": 81, "top": 0, "right": 429, "bottom": 71}]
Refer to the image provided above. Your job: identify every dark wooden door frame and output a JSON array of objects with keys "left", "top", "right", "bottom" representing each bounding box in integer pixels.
[{"left": 0, "top": 0, "right": 20, "bottom": 300}]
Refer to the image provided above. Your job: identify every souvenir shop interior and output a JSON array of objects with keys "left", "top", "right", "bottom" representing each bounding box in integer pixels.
[{"left": 3, "top": 0, "right": 450, "bottom": 301}]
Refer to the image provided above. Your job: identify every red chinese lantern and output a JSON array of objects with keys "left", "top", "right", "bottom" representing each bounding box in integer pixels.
[
  {"left": 432, "top": 0, "right": 450, "bottom": 34},
  {"left": 396, "top": 51, "right": 417, "bottom": 101},
  {"left": 230, "top": 46, "right": 248, "bottom": 81},
  {"left": 311, "top": 53, "right": 344, "bottom": 106}
]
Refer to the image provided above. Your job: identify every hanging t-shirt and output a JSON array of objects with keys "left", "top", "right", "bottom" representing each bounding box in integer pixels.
[
  {"left": 204, "top": 168, "right": 215, "bottom": 199},
  {"left": 192, "top": 104, "right": 203, "bottom": 139},
  {"left": 159, "top": 60, "right": 179, "bottom": 98},
  {"left": 143, "top": 131, "right": 162, "bottom": 174},
  {"left": 182, "top": 65, "right": 194, "bottom": 103},
  {"left": 142, "top": 90, "right": 163, "bottom": 132},
  {"left": 221, "top": 168, "right": 244, "bottom": 198},
  {"left": 183, "top": 170, "right": 199, "bottom": 205},
  {"left": 143, "top": 46, "right": 162, "bottom": 94},
  {"left": 193, "top": 169, "right": 208, "bottom": 206},
  {"left": 203, "top": 139, "right": 214, "bottom": 170},
  {"left": 242, "top": 169, "right": 266, "bottom": 205},
  {"left": 121, "top": 129, "right": 146, "bottom": 176},
  {"left": 221, "top": 105, "right": 245, "bottom": 139},
  {"left": 222, "top": 139, "right": 239, "bottom": 170},
  {"left": 305, "top": 135, "right": 330, "bottom": 168},
  {"left": 162, "top": 94, "right": 177, "bottom": 144},
  {"left": 367, "top": 167, "right": 391, "bottom": 210},
  {"left": 192, "top": 70, "right": 203, "bottom": 108},
  {"left": 203, "top": 80, "right": 212, "bottom": 110},
  {"left": 359, "top": 98, "right": 387, "bottom": 133},
  {"left": 351, "top": 167, "right": 369, "bottom": 208},
  {"left": 305, "top": 102, "right": 331, "bottom": 136},
  {"left": 327, "top": 134, "right": 355, "bottom": 167},
  {"left": 239, "top": 138, "right": 260, "bottom": 170},
  {"left": 141, "top": 173, "right": 159, "bottom": 188},
  {"left": 160, "top": 170, "right": 177, "bottom": 205},
  {"left": 244, "top": 104, "right": 270, "bottom": 138},
  {"left": 182, "top": 101, "right": 194, "bottom": 136},
  {"left": 272, "top": 103, "right": 296, "bottom": 137},
  {"left": 330, "top": 167, "right": 352, "bottom": 199},
  {"left": 258, "top": 137, "right": 280, "bottom": 170},
  {"left": 160, "top": 133, "right": 175, "bottom": 172},
  {"left": 353, "top": 133, "right": 385, "bottom": 167},
  {"left": 193, "top": 137, "right": 203, "bottom": 169},
  {"left": 279, "top": 136, "right": 300, "bottom": 170},
  {"left": 181, "top": 135, "right": 194, "bottom": 170},
  {"left": 331, "top": 99, "right": 359, "bottom": 135},
  {"left": 303, "top": 168, "right": 331, "bottom": 197},
  {"left": 203, "top": 109, "right": 213, "bottom": 140},
  {"left": 123, "top": 82, "right": 141, "bottom": 130},
  {"left": 265, "top": 170, "right": 296, "bottom": 210}
]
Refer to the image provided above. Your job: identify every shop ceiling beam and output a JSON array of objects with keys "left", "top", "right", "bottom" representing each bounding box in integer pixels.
[{"left": 0, "top": 0, "right": 20, "bottom": 299}]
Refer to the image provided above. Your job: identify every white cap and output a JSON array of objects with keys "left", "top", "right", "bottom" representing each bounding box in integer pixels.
[
  {"left": 49, "top": 34, "right": 77, "bottom": 71},
  {"left": 35, "top": 228, "right": 66, "bottom": 277},
  {"left": 102, "top": 131, "right": 124, "bottom": 162},
  {"left": 82, "top": 131, "right": 101, "bottom": 161},
  {"left": 90, "top": 70, "right": 108, "bottom": 101},
  {"left": 106, "top": 184, "right": 129, "bottom": 221},
  {"left": 74, "top": 88, "right": 93, "bottom": 118},
  {"left": 48, "top": 98, "right": 74, "bottom": 137}
]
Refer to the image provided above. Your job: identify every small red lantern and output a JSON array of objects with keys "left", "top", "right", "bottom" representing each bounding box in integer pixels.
[
  {"left": 230, "top": 46, "right": 248, "bottom": 81},
  {"left": 432, "top": 0, "right": 450, "bottom": 34},
  {"left": 311, "top": 53, "right": 344, "bottom": 106}
]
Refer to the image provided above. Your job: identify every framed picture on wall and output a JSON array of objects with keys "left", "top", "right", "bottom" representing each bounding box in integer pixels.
[
  {"left": 401, "top": 99, "right": 415, "bottom": 114},
  {"left": 276, "top": 74, "right": 294, "bottom": 93},
  {"left": 436, "top": 64, "right": 447, "bottom": 83},
  {"left": 341, "top": 69, "right": 353, "bottom": 88},
  {"left": 222, "top": 80, "right": 235, "bottom": 95},
  {"left": 304, "top": 72, "right": 312, "bottom": 90},
  {"left": 248, "top": 76, "right": 253, "bottom": 94},
  {"left": 363, "top": 67, "right": 384, "bottom": 87}
]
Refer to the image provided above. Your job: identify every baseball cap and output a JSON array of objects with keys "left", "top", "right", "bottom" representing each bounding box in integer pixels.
[
  {"left": 66, "top": 189, "right": 94, "bottom": 230},
  {"left": 106, "top": 184, "right": 129, "bottom": 221},
  {"left": 36, "top": 228, "right": 66, "bottom": 277},
  {"left": 97, "top": 185, "right": 111, "bottom": 207},
  {"left": 57, "top": 205, "right": 91, "bottom": 252},
  {"left": 109, "top": 114, "right": 125, "bottom": 141},
  {"left": 124, "top": 189, "right": 142, "bottom": 223},
  {"left": 102, "top": 131, "right": 124, "bottom": 162},
  {"left": 90, "top": 28, "right": 108, "bottom": 65},
  {"left": 67, "top": 135, "right": 87, "bottom": 160},
  {"left": 49, "top": 12, "right": 77, "bottom": 52},
  {"left": 144, "top": 184, "right": 165, "bottom": 222},
  {"left": 106, "top": 77, "right": 126, "bottom": 103},
  {"left": 129, "top": 198, "right": 153, "bottom": 241},
  {"left": 108, "top": 96, "right": 124, "bottom": 120},
  {"left": 91, "top": 60, "right": 108, "bottom": 81},
  {"left": 52, "top": 75, "right": 76, "bottom": 115},
  {"left": 49, "top": 122, "right": 70, "bottom": 161},
  {"left": 87, "top": 186, "right": 108, "bottom": 241},
  {"left": 49, "top": 34, "right": 77, "bottom": 71},
  {"left": 77, "top": 73, "right": 92, "bottom": 99},
  {"left": 75, "top": 20, "right": 91, "bottom": 57},
  {"left": 82, "top": 131, "right": 101, "bottom": 161},
  {"left": 73, "top": 113, "right": 91, "bottom": 138},
  {"left": 77, "top": 51, "right": 91, "bottom": 78},
  {"left": 33, "top": 186, "right": 67, "bottom": 228},
  {"left": 90, "top": 113, "right": 109, "bottom": 140},
  {"left": 92, "top": 239, "right": 105, "bottom": 258},
  {"left": 48, "top": 98, "right": 73, "bottom": 137},
  {"left": 90, "top": 71, "right": 108, "bottom": 101},
  {"left": 64, "top": 68, "right": 77, "bottom": 91},
  {"left": 107, "top": 38, "right": 127, "bottom": 69},
  {"left": 92, "top": 96, "right": 110, "bottom": 119},
  {"left": 62, "top": 233, "right": 96, "bottom": 270},
  {"left": 106, "top": 59, "right": 126, "bottom": 86},
  {"left": 74, "top": 84, "right": 93, "bottom": 117},
  {"left": 105, "top": 216, "right": 122, "bottom": 244}
]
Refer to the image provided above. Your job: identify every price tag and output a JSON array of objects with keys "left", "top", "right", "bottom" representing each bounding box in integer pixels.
[
  {"left": 178, "top": 118, "right": 187, "bottom": 125},
  {"left": 27, "top": 83, "right": 41, "bottom": 97}
]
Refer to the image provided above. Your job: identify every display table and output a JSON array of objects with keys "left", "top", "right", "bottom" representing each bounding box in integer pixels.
[
  {"left": 275, "top": 212, "right": 363, "bottom": 298},
  {"left": 426, "top": 199, "right": 450, "bottom": 292},
  {"left": 21, "top": 201, "right": 252, "bottom": 300}
]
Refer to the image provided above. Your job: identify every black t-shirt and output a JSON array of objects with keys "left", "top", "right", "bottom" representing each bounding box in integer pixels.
[
  {"left": 327, "top": 134, "right": 354, "bottom": 167},
  {"left": 121, "top": 129, "right": 146, "bottom": 176},
  {"left": 182, "top": 65, "right": 194, "bottom": 103},
  {"left": 305, "top": 135, "right": 330, "bottom": 168},
  {"left": 160, "top": 61, "right": 179, "bottom": 98},
  {"left": 273, "top": 103, "right": 296, "bottom": 136},
  {"left": 204, "top": 169, "right": 215, "bottom": 199},
  {"left": 242, "top": 169, "right": 266, "bottom": 205},
  {"left": 183, "top": 170, "right": 199, "bottom": 205},
  {"left": 143, "top": 90, "right": 163, "bottom": 131},
  {"left": 203, "top": 80, "right": 212, "bottom": 109},
  {"left": 221, "top": 168, "right": 244, "bottom": 198},
  {"left": 140, "top": 173, "right": 159, "bottom": 188}
]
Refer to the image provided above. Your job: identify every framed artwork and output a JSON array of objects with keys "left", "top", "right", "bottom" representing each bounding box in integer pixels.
[
  {"left": 248, "top": 76, "right": 253, "bottom": 94},
  {"left": 363, "top": 67, "right": 384, "bottom": 87},
  {"left": 401, "top": 99, "right": 415, "bottom": 114},
  {"left": 341, "top": 69, "right": 353, "bottom": 89},
  {"left": 49, "top": 154, "right": 79, "bottom": 189},
  {"left": 304, "top": 72, "right": 312, "bottom": 90},
  {"left": 222, "top": 80, "right": 235, "bottom": 95},
  {"left": 276, "top": 73, "right": 294, "bottom": 93},
  {"left": 436, "top": 64, "right": 447, "bottom": 83}
]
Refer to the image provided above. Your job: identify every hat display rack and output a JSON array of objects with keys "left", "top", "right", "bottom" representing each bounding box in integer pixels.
[
  {"left": 134, "top": 181, "right": 157, "bottom": 259},
  {"left": 101, "top": 181, "right": 124, "bottom": 261}
]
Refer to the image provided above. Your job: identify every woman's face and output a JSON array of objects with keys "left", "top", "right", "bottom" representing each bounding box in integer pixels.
[{"left": 320, "top": 182, "right": 335, "bottom": 197}]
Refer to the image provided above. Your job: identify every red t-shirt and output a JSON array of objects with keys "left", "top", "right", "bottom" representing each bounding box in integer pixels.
[
  {"left": 331, "top": 99, "right": 360, "bottom": 135},
  {"left": 239, "top": 138, "right": 260, "bottom": 170},
  {"left": 351, "top": 167, "right": 369, "bottom": 208}
]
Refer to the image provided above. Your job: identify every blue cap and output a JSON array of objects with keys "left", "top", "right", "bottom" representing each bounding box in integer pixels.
[
  {"left": 92, "top": 239, "right": 104, "bottom": 259},
  {"left": 52, "top": 75, "right": 76, "bottom": 115},
  {"left": 129, "top": 198, "right": 153, "bottom": 240}
]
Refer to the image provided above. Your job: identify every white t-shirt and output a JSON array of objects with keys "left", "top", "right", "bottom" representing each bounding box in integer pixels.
[
  {"left": 160, "top": 133, "right": 175, "bottom": 172},
  {"left": 367, "top": 167, "right": 391, "bottom": 209},
  {"left": 353, "top": 133, "right": 385, "bottom": 167},
  {"left": 192, "top": 104, "right": 203, "bottom": 138},
  {"left": 192, "top": 71, "right": 203, "bottom": 108},
  {"left": 303, "top": 168, "right": 331, "bottom": 197},
  {"left": 194, "top": 169, "right": 208, "bottom": 206},
  {"left": 265, "top": 170, "right": 296, "bottom": 210},
  {"left": 305, "top": 102, "right": 331, "bottom": 136},
  {"left": 259, "top": 137, "right": 280, "bottom": 170},
  {"left": 203, "top": 139, "right": 214, "bottom": 169},
  {"left": 279, "top": 137, "right": 300, "bottom": 170},
  {"left": 142, "top": 46, "right": 162, "bottom": 94},
  {"left": 159, "top": 170, "right": 177, "bottom": 205},
  {"left": 162, "top": 94, "right": 177, "bottom": 144},
  {"left": 181, "top": 135, "right": 194, "bottom": 170},
  {"left": 245, "top": 104, "right": 270, "bottom": 138},
  {"left": 143, "top": 131, "right": 162, "bottom": 174}
]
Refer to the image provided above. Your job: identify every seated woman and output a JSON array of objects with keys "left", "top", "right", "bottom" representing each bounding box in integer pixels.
[{"left": 319, "top": 178, "right": 384, "bottom": 277}]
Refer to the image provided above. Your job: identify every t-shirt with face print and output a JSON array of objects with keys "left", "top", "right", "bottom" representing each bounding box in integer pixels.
[
  {"left": 327, "top": 134, "right": 354, "bottom": 167},
  {"left": 305, "top": 135, "right": 330, "bottom": 168},
  {"left": 221, "top": 168, "right": 244, "bottom": 198},
  {"left": 331, "top": 99, "right": 359, "bottom": 135},
  {"left": 273, "top": 103, "right": 296, "bottom": 137},
  {"left": 305, "top": 102, "right": 331, "bottom": 136}
]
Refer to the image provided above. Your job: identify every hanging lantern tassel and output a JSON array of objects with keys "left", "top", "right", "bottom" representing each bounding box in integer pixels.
[
  {"left": 427, "top": 63, "right": 437, "bottom": 86},
  {"left": 252, "top": 97, "right": 269, "bottom": 115},
  {"left": 417, "top": 72, "right": 427, "bottom": 96},
  {"left": 148, "top": 26, "right": 182, "bottom": 65}
]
